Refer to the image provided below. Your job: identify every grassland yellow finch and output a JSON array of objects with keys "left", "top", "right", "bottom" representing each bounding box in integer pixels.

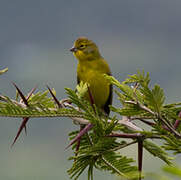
[{"left": 70, "top": 37, "right": 112, "bottom": 115}]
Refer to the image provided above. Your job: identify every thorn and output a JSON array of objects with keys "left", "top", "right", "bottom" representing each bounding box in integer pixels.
[
  {"left": 75, "top": 125, "right": 84, "bottom": 156},
  {"left": 173, "top": 111, "right": 181, "bottom": 129},
  {"left": 76, "top": 137, "right": 81, "bottom": 152},
  {"left": 22, "top": 86, "right": 37, "bottom": 136},
  {"left": 12, "top": 82, "right": 29, "bottom": 107},
  {"left": 24, "top": 124, "right": 27, "bottom": 135},
  {"left": 11, "top": 85, "right": 37, "bottom": 147},
  {"left": 88, "top": 87, "right": 96, "bottom": 114},
  {"left": 11, "top": 117, "right": 29, "bottom": 148},
  {"left": 47, "top": 85, "right": 62, "bottom": 108},
  {"left": 26, "top": 85, "right": 38, "bottom": 100},
  {"left": 138, "top": 138, "right": 143, "bottom": 180},
  {"left": 66, "top": 123, "right": 93, "bottom": 149},
  {"left": 75, "top": 137, "right": 81, "bottom": 158},
  {"left": 88, "top": 87, "right": 95, "bottom": 106},
  {"left": 174, "top": 120, "right": 181, "bottom": 129}
]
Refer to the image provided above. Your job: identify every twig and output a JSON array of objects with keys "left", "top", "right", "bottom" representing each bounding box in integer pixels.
[
  {"left": 136, "top": 118, "right": 155, "bottom": 127},
  {"left": 106, "top": 133, "right": 142, "bottom": 139},
  {"left": 125, "top": 100, "right": 181, "bottom": 138},
  {"left": 125, "top": 100, "right": 155, "bottom": 115},
  {"left": 0, "top": 94, "right": 143, "bottom": 132},
  {"left": 118, "top": 116, "right": 143, "bottom": 131},
  {"left": 110, "top": 140, "right": 137, "bottom": 151}
]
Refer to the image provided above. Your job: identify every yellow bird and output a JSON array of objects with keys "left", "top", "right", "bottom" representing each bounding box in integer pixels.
[{"left": 70, "top": 37, "right": 112, "bottom": 115}]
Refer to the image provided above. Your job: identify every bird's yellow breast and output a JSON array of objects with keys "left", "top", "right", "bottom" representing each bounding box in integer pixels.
[{"left": 77, "top": 59, "right": 110, "bottom": 109}]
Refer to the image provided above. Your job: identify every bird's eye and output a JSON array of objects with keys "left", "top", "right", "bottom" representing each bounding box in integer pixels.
[{"left": 79, "top": 44, "right": 85, "bottom": 48}]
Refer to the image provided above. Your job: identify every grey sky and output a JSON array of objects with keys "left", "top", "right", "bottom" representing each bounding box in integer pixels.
[{"left": 0, "top": 1, "right": 181, "bottom": 179}]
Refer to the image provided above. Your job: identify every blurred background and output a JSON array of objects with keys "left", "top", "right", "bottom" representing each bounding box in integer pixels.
[{"left": 0, "top": 0, "right": 181, "bottom": 179}]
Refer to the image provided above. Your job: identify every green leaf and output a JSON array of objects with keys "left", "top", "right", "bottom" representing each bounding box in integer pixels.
[
  {"left": 162, "top": 135, "right": 181, "bottom": 154},
  {"left": 110, "top": 105, "right": 145, "bottom": 116},
  {"left": 151, "top": 85, "right": 165, "bottom": 113},
  {"left": 0, "top": 93, "right": 84, "bottom": 118},
  {"left": 163, "top": 165, "right": 181, "bottom": 177},
  {"left": 104, "top": 75, "right": 135, "bottom": 100},
  {"left": 123, "top": 70, "right": 150, "bottom": 86},
  {"left": 100, "top": 152, "right": 138, "bottom": 179},
  {"left": 76, "top": 81, "right": 89, "bottom": 99},
  {"left": 143, "top": 140, "right": 173, "bottom": 165}
]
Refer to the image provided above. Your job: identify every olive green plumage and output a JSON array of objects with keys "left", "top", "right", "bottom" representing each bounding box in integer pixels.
[{"left": 70, "top": 37, "right": 112, "bottom": 115}]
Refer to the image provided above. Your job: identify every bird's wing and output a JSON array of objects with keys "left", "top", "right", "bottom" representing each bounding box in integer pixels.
[
  {"left": 77, "top": 76, "right": 80, "bottom": 85},
  {"left": 103, "top": 72, "right": 113, "bottom": 115}
]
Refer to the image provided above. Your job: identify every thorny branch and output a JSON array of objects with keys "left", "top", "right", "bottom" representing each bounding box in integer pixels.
[
  {"left": 0, "top": 80, "right": 180, "bottom": 180},
  {"left": 125, "top": 100, "right": 181, "bottom": 138},
  {"left": 0, "top": 94, "right": 143, "bottom": 132}
]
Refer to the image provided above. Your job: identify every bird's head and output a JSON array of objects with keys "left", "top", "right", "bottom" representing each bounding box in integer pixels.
[{"left": 70, "top": 37, "right": 101, "bottom": 61}]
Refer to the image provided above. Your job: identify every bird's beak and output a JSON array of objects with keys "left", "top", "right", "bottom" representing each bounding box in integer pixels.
[{"left": 70, "top": 46, "right": 78, "bottom": 52}]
